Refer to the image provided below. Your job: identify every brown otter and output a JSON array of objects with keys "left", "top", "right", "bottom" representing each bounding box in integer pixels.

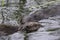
[
  {"left": 19, "top": 22, "right": 43, "bottom": 33},
  {"left": 18, "top": 4, "right": 60, "bottom": 33},
  {"left": 0, "top": 24, "right": 19, "bottom": 36}
]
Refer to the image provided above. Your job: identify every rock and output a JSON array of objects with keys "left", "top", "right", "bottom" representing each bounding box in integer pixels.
[
  {"left": 19, "top": 22, "right": 43, "bottom": 33},
  {"left": 42, "top": 5, "right": 60, "bottom": 17},
  {"left": 27, "top": 31, "right": 59, "bottom": 40},
  {"left": 38, "top": 19, "right": 59, "bottom": 26},
  {"left": 22, "top": 5, "right": 60, "bottom": 23},
  {"left": 0, "top": 24, "right": 19, "bottom": 36},
  {"left": 9, "top": 32, "right": 24, "bottom": 40}
]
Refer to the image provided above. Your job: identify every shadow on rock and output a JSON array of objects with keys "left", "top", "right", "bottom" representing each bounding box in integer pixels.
[{"left": 0, "top": 24, "right": 19, "bottom": 36}]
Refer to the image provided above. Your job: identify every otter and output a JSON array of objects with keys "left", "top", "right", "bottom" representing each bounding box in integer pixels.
[{"left": 19, "top": 22, "right": 43, "bottom": 33}]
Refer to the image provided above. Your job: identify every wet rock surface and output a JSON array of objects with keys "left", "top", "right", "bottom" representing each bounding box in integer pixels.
[
  {"left": 9, "top": 32, "right": 25, "bottom": 40},
  {"left": 22, "top": 5, "right": 60, "bottom": 23}
]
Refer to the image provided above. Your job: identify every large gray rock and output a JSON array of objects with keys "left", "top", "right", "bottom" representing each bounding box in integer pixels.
[
  {"left": 9, "top": 32, "right": 25, "bottom": 40},
  {"left": 22, "top": 4, "right": 60, "bottom": 24}
]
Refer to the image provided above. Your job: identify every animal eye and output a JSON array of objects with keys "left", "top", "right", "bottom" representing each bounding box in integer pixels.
[
  {"left": 26, "top": 26, "right": 28, "bottom": 28},
  {"left": 34, "top": 15, "right": 37, "bottom": 17},
  {"left": 26, "top": 26, "right": 30, "bottom": 29}
]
